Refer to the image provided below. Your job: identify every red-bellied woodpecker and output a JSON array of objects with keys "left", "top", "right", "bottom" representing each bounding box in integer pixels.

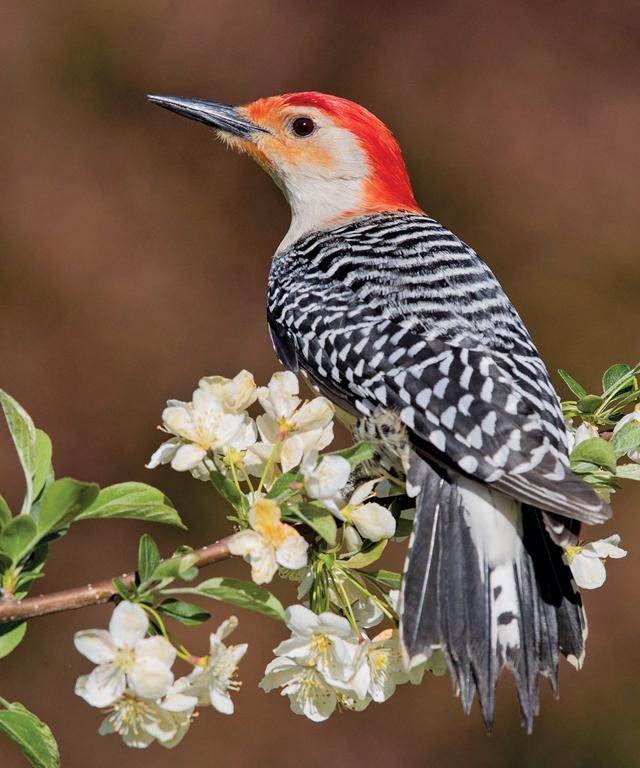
[{"left": 147, "top": 92, "right": 611, "bottom": 731}]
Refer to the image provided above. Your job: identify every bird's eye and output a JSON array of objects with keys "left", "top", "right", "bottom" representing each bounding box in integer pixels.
[{"left": 291, "top": 116, "right": 316, "bottom": 138}]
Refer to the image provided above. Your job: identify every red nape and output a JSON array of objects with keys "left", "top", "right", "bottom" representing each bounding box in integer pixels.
[{"left": 282, "top": 92, "right": 423, "bottom": 215}]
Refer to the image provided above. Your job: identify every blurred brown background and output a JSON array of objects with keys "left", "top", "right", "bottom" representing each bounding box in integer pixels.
[{"left": 1, "top": 1, "right": 639, "bottom": 766}]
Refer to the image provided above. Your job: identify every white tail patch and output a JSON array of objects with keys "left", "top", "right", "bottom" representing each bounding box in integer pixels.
[{"left": 457, "top": 476, "right": 524, "bottom": 658}]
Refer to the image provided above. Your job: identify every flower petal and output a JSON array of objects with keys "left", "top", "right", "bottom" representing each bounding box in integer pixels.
[
  {"left": 74, "top": 629, "right": 117, "bottom": 664},
  {"left": 276, "top": 531, "right": 309, "bottom": 570},
  {"left": 128, "top": 657, "right": 175, "bottom": 700},
  {"left": 135, "top": 636, "right": 177, "bottom": 668},
  {"left": 109, "top": 601, "right": 148, "bottom": 647},
  {"left": 146, "top": 438, "right": 180, "bottom": 469},
  {"left": 171, "top": 444, "right": 207, "bottom": 472},
  {"left": 77, "top": 663, "right": 126, "bottom": 707},
  {"left": 570, "top": 553, "right": 607, "bottom": 589},
  {"left": 285, "top": 604, "right": 319, "bottom": 636},
  {"left": 352, "top": 502, "right": 396, "bottom": 541}
]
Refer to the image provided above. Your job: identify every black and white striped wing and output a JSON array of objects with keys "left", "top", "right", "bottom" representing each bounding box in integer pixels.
[{"left": 268, "top": 280, "right": 609, "bottom": 525}]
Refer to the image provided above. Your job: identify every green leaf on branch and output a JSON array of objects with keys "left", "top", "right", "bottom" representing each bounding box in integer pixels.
[
  {"left": 342, "top": 539, "right": 388, "bottom": 569},
  {"left": 138, "top": 534, "right": 161, "bottom": 583},
  {"left": 32, "top": 430, "right": 53, "bottom": 503},
  {"left": 364, "top": 569, "right": 402, "bottom": 589},
  {"left": 0, "top": 516, "right": 37, "bottom": 564},
  {"left": 36, "top": 479, "right": 99, "bottom": 536},
  {"left": 570, "top": 460, "right": 600, "bottom": 475},
  {"left": 617, "top": 464, "right": 640, "bottom": 481},
  {"left": 208, "top": 469, "right": 245, "bottom": 513},
  {"left": 180, "top": 577, "right": 286, "bottom": 622},
  {"left": 0, "top": 390, "right": 37, "bottom": 514},
  {"left": 611, "top": 421, "right": 640, "bottom": 459},
  {"left": 577, "top": 395, "right": 603, "bottom": 415},
  {"left": 0, "top": 700, "right": 60, "bottom": 768},
  {"left": 77, "top": 482, "right": 184, "bottom": 528},
  {"left": 151, "top": 552, "right": 199, "bottom": 582},
  {"left": 0, "top": 622, "right": 27, "bottom": 660},
  {"left": 557, "top": 369, "right": 587, "bottom": 399},
  {"left": 332, "top": 442, "right": 374, "bottom": 467},
  {"left": 602, "top": 363, "right": 633, "bottom": 396},
  {"left": 158, "top": 598, "right": 210, "bottom": 626},
  {"left": 0, "top": 495, "right": 11, "bottom": 529},
  {"left": 570, "top": 437, "right": 617, "bottom": 473},
  {"left": 288, "top": 503, "right": 337, "bottom": 545},
  {"left": 266, "top": 471, "right": 303, "bottom": 501}
]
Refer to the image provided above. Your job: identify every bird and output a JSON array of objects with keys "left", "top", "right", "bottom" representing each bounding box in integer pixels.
[{"left": 147, "top": 91, "right": 611, "bottom": 731}]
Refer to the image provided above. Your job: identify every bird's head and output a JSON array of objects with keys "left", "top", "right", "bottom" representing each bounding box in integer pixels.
[{"left": 148, "top": 91, "right": 422, "bottom": 248}]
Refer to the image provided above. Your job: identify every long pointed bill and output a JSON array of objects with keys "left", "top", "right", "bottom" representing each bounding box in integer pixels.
[{"left": 146, "top": 95, "right": 268, "bottom": 138}]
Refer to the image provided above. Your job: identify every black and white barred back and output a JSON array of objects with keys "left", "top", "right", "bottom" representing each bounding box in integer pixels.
[{"left": 267, "top": 212, "right": 611, "bottom": 730}]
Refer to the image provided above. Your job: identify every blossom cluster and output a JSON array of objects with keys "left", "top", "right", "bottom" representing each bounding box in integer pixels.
[
  {"left": 260, "top": 604, "right": 446, "bottom": 721},
  {"left": 148, "top": 370, "right": 401, "bottom": 586},
  {"left": 71, "top": 368, "right": 631, "bottom": 744},
  {"left": 74, "top": 602, "right": 246, "bottom": 749}
]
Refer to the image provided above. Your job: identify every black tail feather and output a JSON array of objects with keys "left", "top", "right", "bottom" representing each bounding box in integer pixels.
[{"left": 400, "top": 457, "right": 586, "bottom": 732}]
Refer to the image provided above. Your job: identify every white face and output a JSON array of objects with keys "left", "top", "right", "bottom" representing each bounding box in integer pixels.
[{"left": 237, "top": 105, "right": 371, "bottom": 250}]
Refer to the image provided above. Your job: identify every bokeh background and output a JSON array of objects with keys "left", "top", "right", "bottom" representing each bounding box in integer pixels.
[{"left": 1, "top": 1, "right": 639, "bottom": 766}]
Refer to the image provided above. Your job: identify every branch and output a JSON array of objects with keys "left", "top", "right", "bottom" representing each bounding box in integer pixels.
[{"left": 0, "top": 538, "right": 232, "bottom": 623}]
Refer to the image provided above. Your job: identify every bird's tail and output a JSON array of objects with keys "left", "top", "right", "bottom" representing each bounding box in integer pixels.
[{"left": 400, "top": 456, "right": 586, "bottom": 732}]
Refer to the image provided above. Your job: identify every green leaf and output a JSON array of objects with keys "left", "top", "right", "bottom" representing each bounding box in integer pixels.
[
  {"left": 611, "top": 421, "right": 640, "bottom": 459},
  {"left": 32, "top": 430, "right": 53, "bottom": 502},
  {"left": 0, "top": 495, "right": 11, "bottom": 530},
  {"left": 112, "top": 578, "right": 132, "bottom": 600},
  {"left": 342, "top": 539, "right": 388, "bottom": 569},
  {"left": 138, "top": 534, "right": 161, "bottom": 583},
  {"left": 158, "top": 598, "right": 210, "bottom": 625},
  {"left": 183, "top": 577, "right": 286, "bottom": 622},
  {"left": 570, "top": 437, "right": 617, "bottom": 472},
  {"left": 208, "top": 470, "right": 245, "bottom": 512},
  {"left": 570, "top": 460, "right": 600, "bottom": 475},
  {"left": 0, "top": 700, "right": 60, "bottom": 768},
  {"left": 364, "top": 568, "right": 401, "bottom": 589},
  {"left": 577, "top": 395, "right": 603, "bottom": 414},
  {"left": 36, "top": 479, "right": 99, "bottom": 535},
  {"left": 0, "top": 390, "right": 37, "bottom": 514},
  {"left": 289, "top": 503, "right": 337, "bottom": 545},
  {"left": 151, "top": 552, "right": 199, "bottom": 582},
  {"left": 77, "top": 482, "right": 184, "bottom": 528},
  {"left": 557, "top": 369, "right": 587, "bottom": 399},
  {"left": 617, "top": 464, "right": 640, "bottom": 481},
  {"left": 0, "top": 516, "right": 37, "bottom": 564},
  {"left": 266, "top": 471, "right": 303, "bottom": 500},
  {"left": 0, "top": 621, "right": 27, "bottom": 659},
  {"left": 332, "top": 442, "right": 375, "bottom": 467},
  {"left": 602, "top": 364, "right": 632, "bottom": 395}
]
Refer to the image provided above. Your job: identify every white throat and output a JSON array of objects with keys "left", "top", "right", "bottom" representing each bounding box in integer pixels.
[
  {"left": 276, "top": 174, "right": 364, "bottom": 253},
  {"left": 273, "top": 124, "right": 369, "bottom": 254}
]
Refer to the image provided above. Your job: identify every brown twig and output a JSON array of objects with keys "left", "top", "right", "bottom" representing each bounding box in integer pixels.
[{"left": 0, "top": 538, "right": 232, "bottom": 623}]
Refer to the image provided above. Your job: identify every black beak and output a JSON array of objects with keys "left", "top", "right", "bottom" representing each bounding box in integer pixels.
[{"left": 146, "top": 95, "right": 268, "bottom": 138}]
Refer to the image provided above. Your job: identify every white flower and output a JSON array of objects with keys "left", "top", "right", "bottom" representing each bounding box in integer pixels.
[
  {"left": 255, "top": 371, "right": 334, "bottom": 472},
  {"left": 147, "top": 384, "right": 257, "bottom": 473},
  {"left": 613, "top": 407, "right": 640, "bottom": 463},
  {"left": 98, "top": 688, "right": 196, "bottom": 749},
  {"left": 228, "top": 499, "right": 308, "bottom": 584},
  {"left": 302, "top": 452, "right": 351, "bottom": 514},
  {"left": 198, "top": 370, "right": 258, "bottom": 413},
  {"left": 566, "top": 534, "right": 627, "bottom": 589},
  {"left": 260, "top": 657, "right": 338, "bottom": 722},
  {"left": 335, "top": 481, "right": 396, "bottom": 543},
  {"left": 273, "top": 605, "right": 364, "bottom": 692},
  {"left": 358, "top": 629, "right": 409, "bottom": 702},
  {"left": 179, "top": 617, "right": 248, "bottom": 715},
  {"left": 74, "top": 602, "right": 176, "bottom": 708}
]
